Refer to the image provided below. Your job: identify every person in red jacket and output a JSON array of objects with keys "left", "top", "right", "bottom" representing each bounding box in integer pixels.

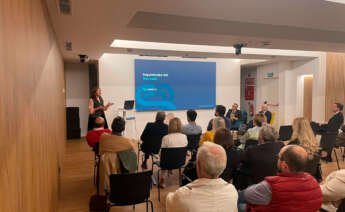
[
  {"left": 86, "top": 117, "right": 112, "bottom": 152},
  {"left": 238, "top": 145, "right": 322, "bottom": 212}
]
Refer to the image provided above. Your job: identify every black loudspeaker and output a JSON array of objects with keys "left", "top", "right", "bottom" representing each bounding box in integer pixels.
[{"left": 66, "top": 107, "right": 81, "bottom": 139}]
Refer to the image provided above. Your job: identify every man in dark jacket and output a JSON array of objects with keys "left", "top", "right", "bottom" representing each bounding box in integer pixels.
[
  {"left": 240, "top": 125, "right": 284, "bottom": 186},
  {"left": 319, "top": 103, "right": 344, "bottom": 161},
  {"left": 260, "top": 104, "right": 272, "bottom": 124},
  {"left": 207, "top": 105, "right": 231, "bottom": 131},
  {"left": 226, "top": 103, "right": 242, "bottom": 130},
  {"left": 238, "top": 145, "right": 322, "bottom": 212},
  {"left": 140, "top": 111, "right": 168, "bottom": 169}
]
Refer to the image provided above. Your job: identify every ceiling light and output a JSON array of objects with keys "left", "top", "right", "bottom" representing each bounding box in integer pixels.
[
  {"left": 324, "top": 0, "right": 345, "bottom": 4},
  {"left": 110, "top": 39, "right": 321, "bottom": 58}
]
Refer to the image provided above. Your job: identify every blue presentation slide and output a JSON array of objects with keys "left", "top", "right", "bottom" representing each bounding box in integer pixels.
[{"left": 135, "top": 59, "right": 216, "bottom": 111}]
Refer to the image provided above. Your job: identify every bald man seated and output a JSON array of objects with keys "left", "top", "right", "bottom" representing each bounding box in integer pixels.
[
  {"left": 166, "top": 142, "right": 238, "bottom": 212},
  {"left": 238, "top": 145, "right": 322, "bottom": 212},
  {"left": 86, "top": 117, "right": 112, "bottom": 152}
]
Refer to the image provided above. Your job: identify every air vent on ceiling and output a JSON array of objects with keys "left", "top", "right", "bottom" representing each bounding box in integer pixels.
[
  {"left": 65, "top": 41, "right": 72, "bottom": 51},
  {"left": 58, "top": 0, "right": 71, "bottom": 15}
]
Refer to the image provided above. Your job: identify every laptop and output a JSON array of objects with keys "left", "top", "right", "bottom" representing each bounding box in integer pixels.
[
  {"left": 124, "top": 100, "right": 135, "bottom": 110},
  {"left": 278, "top": 125, "right": 293, "bottom": 141}
]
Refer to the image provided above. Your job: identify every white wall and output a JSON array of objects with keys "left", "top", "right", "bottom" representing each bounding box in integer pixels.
[
  {"left": 65, "top": 63, "right": 89, "bottom": 136},
  {"left": 253, "top": 54, "right": 326, "bottom": 128},
  {"left": 99, "top": 53, "right": 241, "bottom": 139}
]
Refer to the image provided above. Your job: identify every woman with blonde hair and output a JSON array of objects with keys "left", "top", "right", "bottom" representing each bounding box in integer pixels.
[
  {"left": 200, "top": 117, "right": 225, "bottom": 146},
  {"left": 288, "top": 117, "right": 319, "bottom": 158},
  {"left": 159, "top": 117, "right": 188, "bottom": 188}
]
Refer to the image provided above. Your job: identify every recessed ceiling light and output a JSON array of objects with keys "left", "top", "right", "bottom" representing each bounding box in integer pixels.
[{"left": 324, "top": 0, "right": 345, "bottom": 4}]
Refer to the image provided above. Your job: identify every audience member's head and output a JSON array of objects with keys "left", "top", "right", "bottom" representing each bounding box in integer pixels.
[
  {"left": 333, "top": 102, "right": 344, "bottom": 112},
  {"left": 258, "top": 125, "right": 278, "bottom": 144},
  {"left": 187, "top": 109, "right": 197, "bottom": 122},
  {"left": 90, "top": 87, "right": 101, "bottom": 99},
  {"left": 232, "top": 103, "right": 238, "bottom": 111},
  {"left": 215, "top": 105, "right": 226, "bottom": 117},
  {"left": 111, "top": 116, "right": 125, "bottom": 134},
  {"left": 214, "top": 128, "right": 234, "bottom": 149},
  {"left": 155, "top": 111, "right": 166, "bottom": 122},
  {"left": 196, "top": 142, "right": 227, "bottom": 179},
  {"left": 291, "top": 117, "right": 319, "bottom": 156},
  {"left": 261, "top": 104, "right": 268, "bottom": 112},
  {"left": 168, "top": 117, "right": 182, "bottom": 134},
  {"left": 212, "top": 117, "right": 226, "bottom": 132},
  {"left": 278, "top": 145, "right": 308, "bottom": 174},
  {"left": 94, "top": 117, "right": 105, "bottom": 128},
  {"left": 253, "top": 114, "right": 265, "bottom": 127}
]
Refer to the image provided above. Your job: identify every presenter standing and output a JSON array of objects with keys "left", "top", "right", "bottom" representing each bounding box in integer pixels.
[{"left": 88, "top": 87, "right": 114, "bottom": 131}]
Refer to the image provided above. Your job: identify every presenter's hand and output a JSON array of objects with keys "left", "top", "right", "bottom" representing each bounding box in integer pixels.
[{"left": 106, "top": 102, "right": 114, "bottom": 107}]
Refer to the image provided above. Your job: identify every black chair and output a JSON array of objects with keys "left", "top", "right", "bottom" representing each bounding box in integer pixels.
[
  {"left": 186, "top": 134, "right": 201, "bottom": 152},
  {"left": 93, "top": 143, "right": 100, "bottom": 192},
  {"left": 244, "top": 139, "right": 259, "bottom": 150},
  {"left": 278, "top": 125, "right": 293, "bottom": 141},
  {"left": 105, "top": 170, "right": 153, "bottom": 212},
  {"left": 333, "top": 145, "right": 342, "bottom": 170},
  {"left": 138, "top": 136, "right": 163, "bottom": 169},
  {"left": 153, "top": 147, "right": 187, "bottom": 201},
  {"left": 305, "top": 153, "right": 322, "bottom": 182}
]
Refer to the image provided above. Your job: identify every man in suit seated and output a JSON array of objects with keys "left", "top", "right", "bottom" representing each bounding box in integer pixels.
[
  {"left": 226, "top": 103, "right": 242, "bottom": 130},
  {"left": 318, "top": 103, "right": 344, "bottom": 162},
  {"left": 260, "top": 104, "right": 272, "bottom": 124},
  {"left": 207, "top": 105, "right": 231, "bottom": 131},
  {"left": 240, "top": 125, "right": 284, "bottom": 187},
  {"left": 238, "top": 145, "right": 322, "bottom": 212},
  {"left": 166, "top": 142, "right": 238, "bottom": 212},
  {"left": 140, "top": 111, "right": 168, "bottom": 169}
]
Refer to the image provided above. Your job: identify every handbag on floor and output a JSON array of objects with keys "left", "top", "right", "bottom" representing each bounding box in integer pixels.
[{"left": 89, "top": 194, "right": 106, "bottom": 212}]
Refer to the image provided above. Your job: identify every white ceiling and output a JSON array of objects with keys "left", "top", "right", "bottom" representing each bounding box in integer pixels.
[{"left": 45, "top": 0, "right": 345, "bottom": 62}]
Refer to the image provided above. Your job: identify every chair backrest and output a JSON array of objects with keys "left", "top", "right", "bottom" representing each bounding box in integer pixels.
[
  {"left": 160, "top": 147, "right": 187, "bottom": 170},
  {"left": 143, "top": 136, "right": 163, "bottom": 154},
  {"left": 109, "top": 170, "right": 152, "bottom": 205},
  {"left": 244, "top": 139, "right": 259, "bottom": 150},
  {"left": 186, "top": 134, "right": 201, "bottom": 151},
  {"left": 279, "top": 125, "right": 293, "bottom": 141},
  {"left": 305, "top": 153, "right": 321, "bottom": 177}
]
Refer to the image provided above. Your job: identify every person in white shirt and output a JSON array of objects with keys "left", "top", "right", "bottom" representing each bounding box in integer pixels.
[
  {"left": 160, "top": 117, "right": 188, "bottom": 187},
  {"left": 166, "top": 142, "right": 238, "bottom": 212},
  {"left": 321, "top": 169, "right": 345, "bottom": 212}
]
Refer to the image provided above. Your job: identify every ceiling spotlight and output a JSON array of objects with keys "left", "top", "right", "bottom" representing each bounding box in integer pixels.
[{"left": 233, "top": 44, "right": 246, "bottom": 55}]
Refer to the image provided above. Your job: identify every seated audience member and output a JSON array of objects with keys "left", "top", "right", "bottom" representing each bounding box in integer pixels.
[
  {"left": 214, "top": 128, "right": 241, "bottom": 182},
  {"left": 86, "top": 117, "right": 112, "bottom": 152},
  {"left": 240, "top": 114, "right": 265, "bottom": 148},
  {"left": 321, "top": 169, "right": 345, "bottom": 212},
  {"left": 182, "top": 109, "right": 202, "bottom": 135},
  {"left": 226, "top": 103, "right": 242, "bottom": 130},
  {"left": 166, "top": 142, "right": 238, "bottom": 212},
  {"left": 99, "top": 116, "right": 137, "bottom": 191},
  {"left": 140, "top": 111, "right": 168, "bottom": 169},
  {"left": 241, "top": 125, "right": 285, "bottom": 185},
  {"left": 288, "top": 117, "right": 321, "bottom": 179},
  {"left": 207, "top": 105, "right": 231, "bottom": 131},
  {"left": 238, "top": 145, "right": 322, "bottom": 212},
  {"left": 260, "top": 104, "right": 272, "bottom": 124},
  {"left": 200, "top": 117, "right": 225, "bottom": 146},
  {"left": 159, "top": 117, "right": 188, "bottom": 188}
]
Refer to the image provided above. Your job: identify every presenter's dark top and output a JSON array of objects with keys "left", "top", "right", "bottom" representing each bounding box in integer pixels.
[
  {"left": 321, "top": 112, "right": 344, "bottom": 135},
  {"left": 92, "top": 97, "right": 105, "bottom": 117}
]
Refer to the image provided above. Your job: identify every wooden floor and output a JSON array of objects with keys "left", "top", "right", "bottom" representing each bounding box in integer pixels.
[{"left": 58, "top": 138, "right": 345, "bottom": 212}]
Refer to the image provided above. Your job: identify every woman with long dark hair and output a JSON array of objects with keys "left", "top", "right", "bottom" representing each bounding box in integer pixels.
[{"left": 88, "top": 87, "right": 114, "bottom": 131}]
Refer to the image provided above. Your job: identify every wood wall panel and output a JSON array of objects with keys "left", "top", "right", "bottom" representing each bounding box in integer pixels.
[
  {"left": 326, "top": 53, "right": 345, "bottom": 120},
  {"left": 303, "top": 76, "right": 313, "bottom": 122},
  {"left": 0, "top": 0, "right": 65, "bottom": 212}
]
